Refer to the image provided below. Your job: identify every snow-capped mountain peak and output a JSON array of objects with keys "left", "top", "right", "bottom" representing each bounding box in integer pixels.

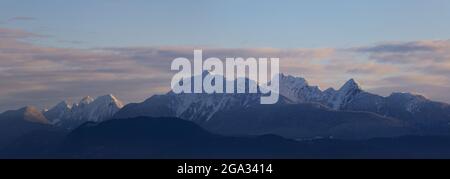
[
  {"left": 327, "top": 79, "right": 363, "bottom": 109},
  {"left": 95, "top": 94, "right": 124, "bottom": 108},
  {"left": 113, "top": 72, "right": 450, "bottom": 137},
  {"left": 280, "top": 73, "right": 309, "bottom": 87},
  {"left": 44, "top": 94, "right": 124, "bottom": 129},
  {"left": 44, "top": 100, "right": 72, "bottom": 124},
  {"left": 80, "top": 96, "right": 94, "bottom": 105},
  {"left": 278, "top": 73, "right": 324, "bottom": 103},
  {"left": 339, "top": 79, "right": 361, "bottom": 92},
  {"left": 55, "top": 100, "right": 72, "bottom": 110},
  {"left": 277, "top": 76, "right": 365, "bottom": 109}
]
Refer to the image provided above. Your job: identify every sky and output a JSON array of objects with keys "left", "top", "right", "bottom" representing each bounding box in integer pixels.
[{"left": 1, "top": 0, "right": 450, "bottom": 111}]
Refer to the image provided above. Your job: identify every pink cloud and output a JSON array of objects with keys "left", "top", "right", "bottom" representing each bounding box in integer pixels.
[{"left": 1, "top": 27, "right": 450, "bottom": 111}]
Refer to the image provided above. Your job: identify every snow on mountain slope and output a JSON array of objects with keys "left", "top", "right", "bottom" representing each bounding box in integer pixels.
[
  {"left": 114, "top": 72, "right": 450, "bottom": 135},
  {"left": 115, "top": 88, "right": 266, "bottom": 122},
  {"left": 44, "top": 94, "right": 124, "bottom": 129},
  {"left": 44, "top": 101, "right": 71, "bottom": 125},
  {"left": 278, "top": 74, "right": 324, "bottom": 103},
  {"left": 266, "top": 74, "right": 450, "bottom": 128},
  {"left": 278, "top": 74, "right": 364, "bottom": 109},
  {"left": 171, "top": 92, "right": 262, "bottom": 122},
  {"left": 116, "top": 73, "right": 376, "bottom": 122},
  {"left": 114, "top": 72, "right": 291, "bottom": 122},
  {"left": 327, "top": 79, "right": 363, "bottom": 109}
]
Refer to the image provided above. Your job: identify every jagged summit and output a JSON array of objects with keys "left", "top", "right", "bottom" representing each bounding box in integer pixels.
[
  {"left": 324, "top": 87, "right": 336, "bottom": 93},
  {"left": 80, "top": 96, "right": 94, "bottom": 105},
  {"left": 55, "top": 100, "right": 72, "bottom": 109},
  {"left": 96, "top": 94, "right": 124, "bottom": 108},
  {"left": 279, "top": 73, "right": 309, "bottom": 87},
  {"left": 278, "top": 73, "right": 322, "bottom": 103},
  {"left": 44, "top": 100, "right": 72, "bottom": 124},
  {"left": 119, "top": 73, "right": 371, "bottom": 121},
  {"left": 339, "top": 79, "right": 361, "bottom": 92},
  {"left": 44, "top": 94, "right": 124, "bottom": 129}
]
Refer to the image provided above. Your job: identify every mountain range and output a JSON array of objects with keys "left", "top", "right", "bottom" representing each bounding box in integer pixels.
[
  {"left": 0, "top": 94, "right": 123, "bottom": 148},
  {"left": 44, "top": 94, "right": 124, "bottom": 129},
  {"left": 1, "top": 73, "right": 450, "bottom": 158},
  {"left": 114, "top": 73, "right": 450, "bottom": 139}
]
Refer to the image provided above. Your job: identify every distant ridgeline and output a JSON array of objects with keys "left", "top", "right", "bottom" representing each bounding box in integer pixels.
[{"left": 1, "top": 74, "right": 450, "bottom": 158}]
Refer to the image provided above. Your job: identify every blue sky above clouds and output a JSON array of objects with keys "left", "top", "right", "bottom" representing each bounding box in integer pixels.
[
  {"left": 2, "top": 0, "right": 450, "bottom": 48},
  {"left": 1, "top": 0, "right": 450, "bottom": 111}
]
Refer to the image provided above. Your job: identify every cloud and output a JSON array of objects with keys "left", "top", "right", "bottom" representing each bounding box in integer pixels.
[
  {"left": 1, "top": 27, "right": 450, "bottom": 111},
  {"left": 0, "top": 27, "right": 176, "bottom": 111},
  {"left": 57, "top": 40, "right": 84, "bottom": 44},
  {"left": 8, "top": 16, "right": 37, "bottom": 22},
  {"left": 352, "top": 40, "right": 450, "bottom": 64},
  {"left": 347, "top": 40, "right": 450, "bottom": 96},
  {"left": 379, "top": 75, "right": 449, "bottom": 87},
  {"left": 0, "top": 28, "right": 43, "bottom": 39},
  {"left": 0, "top": 28, "right": 338, "bottom": 111},
  {"left": 346, "top": 63, "right": 398, "bottom": 75},
  {"left": 355, "top": 42, "right": 438, "bottom": 53}
]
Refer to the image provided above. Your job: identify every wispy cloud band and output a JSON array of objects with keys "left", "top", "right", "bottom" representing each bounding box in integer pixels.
[{"left": 1, "top": 27, "right": 450, "bottom": 111}]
